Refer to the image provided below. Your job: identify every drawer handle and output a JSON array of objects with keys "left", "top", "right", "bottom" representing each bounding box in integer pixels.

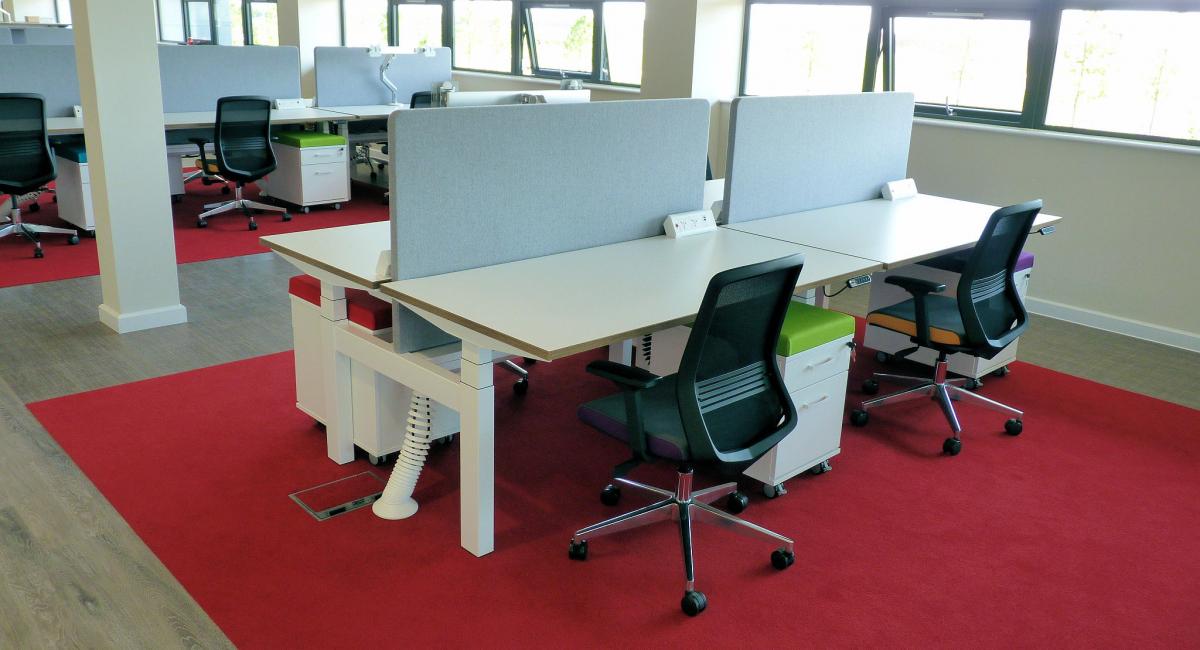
[
  {"left": 804, "top": 356, "right": 835, "bottom": 371},
  {"left": 313, "top": 171, "right": 333, "bottom": 176},
  {"left": 799, "top": 394, "right": 829, "bottom": 410}
]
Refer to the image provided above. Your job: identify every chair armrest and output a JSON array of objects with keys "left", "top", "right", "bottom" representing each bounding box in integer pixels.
[
  {"left": 885, "top": 275, "right": 946, "bottom": 295},
  {"left": 187, "top": 136, "right": 210, "bottom": 146},
  {"left": 884, "top": 276, "right": 945, "bottom": 348},
  {"left": 586, "top": 360, "right": 662, "bottom": 391}
]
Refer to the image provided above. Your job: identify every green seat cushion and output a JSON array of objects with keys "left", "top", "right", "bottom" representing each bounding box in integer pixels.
[
  {"left": 776, "top": 302, "right": 856, "bottom": 357},
  {"left": 54, "top": 143, "right": 87, "bottom": 164},
  {"left": 272, "top": 132, "right": 346, "bottom": 148}
]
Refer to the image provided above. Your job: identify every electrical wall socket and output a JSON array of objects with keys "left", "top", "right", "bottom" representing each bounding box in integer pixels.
[{"left": 664, "top": 209, "right": 718, "bottom": 239}]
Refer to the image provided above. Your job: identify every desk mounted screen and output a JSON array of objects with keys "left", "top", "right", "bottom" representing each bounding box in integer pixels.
[
  {"left": 313, "top": 47, "right": 451, "bottom": 107},
  {"left": 0, "top": 45, "right": 79, "bottom": 116},
  {"left": 723, "top": 92, "right": 915, "bottom": 224},
  {"left": 388, "top": 97, "right": 710, "bottom": 352},
  {"left": 158, "top": 45, "right": 301, "bottom": 113}
]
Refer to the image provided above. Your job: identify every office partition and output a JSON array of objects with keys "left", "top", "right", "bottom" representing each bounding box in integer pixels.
[
  {"left": 313, "top": 47, "right": 452, "bottom": 107},
  {"left": 388, "top": 97, "right": 711, "bottom": 352},
  {"left": 722, "top": 92, "right": 915, "bottom": 224},
  {"left": 0, "top": 45, "right": 79, "bottom": 116},
  {"left": 158, "top": 45, "right": 302, "bottom": 112},
  {"left": 18, "top": 26, "right": 74, "bottom": 44}
]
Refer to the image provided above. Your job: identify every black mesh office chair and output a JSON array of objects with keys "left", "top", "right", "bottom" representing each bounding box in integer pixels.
[
  {"left": 570, "top": 255, "right": 805, "bottom": 617},
  {"left": 851, "top": 200, "right": 1043, "bottom": 455},
  {"left": 196, "top": 96, "right": 289, "bottom": 230},
  {"left": 0, "top": 93, "right": 79, "bottom": 258},
  {"left": 409, "top": 91, "right": 433, "bottom": 108}
]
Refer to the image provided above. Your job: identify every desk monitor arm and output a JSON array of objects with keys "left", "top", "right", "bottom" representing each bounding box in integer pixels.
[
  {"left": 368, "top": 45, "right": 404, "bottom": 106},
  {"left": 0, "top": 8, "right": 12, "bottom": 22}
]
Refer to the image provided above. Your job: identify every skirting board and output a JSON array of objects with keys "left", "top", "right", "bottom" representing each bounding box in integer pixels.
[
  {"left": 1026, "top": 297, "right": 1200, "bottom": 354},
  {"left": 98, "top": 303, "right": 189, "bottom": 334}
]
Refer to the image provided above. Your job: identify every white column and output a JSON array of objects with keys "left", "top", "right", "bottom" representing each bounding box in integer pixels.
[
  {"left": 277, "top": 0, "right": 344, "bottom": 99},
  {"left": 70, "top": 0, "right": 187, "bottom": 333}
]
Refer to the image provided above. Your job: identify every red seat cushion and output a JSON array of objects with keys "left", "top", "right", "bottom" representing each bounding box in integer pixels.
[
  {"left": 288, "top": 275, "right": 392, "bottom": 330},
  {"left": 288, "top": 275, "right": 321, "bottom": 306},
  {"left": 347, "top": 290, "right": 393, "bottom": 331}
]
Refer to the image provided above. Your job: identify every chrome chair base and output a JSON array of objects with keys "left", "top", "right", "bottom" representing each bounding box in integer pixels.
[
  {"left": 1, "top": 203, "right": 78, "bottom": 258},
  {"left": 853, "top": 357, "right": 1024, "bottom": 454},
  {"left": 197, "top": 185, "right": 288, "bottom": 230},
  {"left": 569, "top": 468, "right": 795, "bottom": 616}
]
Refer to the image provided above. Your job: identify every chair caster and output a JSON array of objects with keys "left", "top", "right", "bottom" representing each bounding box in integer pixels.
[
  {"left": 436, "top": 433, "right": 456, "bottom": 446},
  {"left": 282, "top": 212, "right": 292, "bottom": 222},
  {"left": 568, "top": 540, "right": 588, "bottom": 561},
  {"left": 332, "top": 203, "right": 342, "bottom": 211},
  {"left": 1005, "top": 419, "right": 1023, "bottom": 436},
  {"left": 513, "top": 378, "right": 529, "bottom": 395},
  {"left": 221, "top": 185, "right": 231, "bottom": 195},
  {"left": 862, "top": 379, "right": 879, "bottom": 395},
  {"left": 965, "top": 378, "right": 983, "bottom": 390},
  {"left": 84, "top": 230, "right": 96, "bottom": 238},
  {"left": 368, "top": 453, "right": 392, "bottom": 466},
  {"left": 808, "top": 460, "right": 832, "bottom": 475},
  {"left": 28, "top": 202, "right": 40, "bottom": 213},
  {"left": 68, "top": 235, "right": 79, "bottom": 245},
  {"left": 762, "top": 483, "right": 787, "bottom": 499},
  {"left": 172, "top": 194, "right": 183, "bottom": 204},
  {"left": 725, "top": 491, "right": 749, "bottom": 514},
  {"left": 248, "top": 221, "right": 258, "bottom": 231},
  {"left": 197, "top": 219, "right": 208, "bottom": 228},
  {"left": 771, "top": 548, "right": 795, "bottom": 570},
  {"left": 201, "top": 177, "right": 213, "bottom": 186},
  {"left": 681, "top": 591, "right": 707, "bottom": 617},
  {"left": 33, "top": 247, "right": 44, "bottom": 259},
  {"left": 600, "top": 484, "right": 621, "bottom": 506},
  {"left": 875, "top": 351, "right": 890, "bottom": 363},
  {"left": 993, "top": 365, "right": 1011, "bottom": 378},
  {"left": 943, "top": 437, "right": 962, "bottom": 456},
  {"left": 849, "top": 409, "right": 868, "bottom": 426},
  {"left": 523, "top": 357, "right": 537, "bottom": 365}
]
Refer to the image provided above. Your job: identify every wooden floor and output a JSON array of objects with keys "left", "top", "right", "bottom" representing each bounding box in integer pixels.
[{"left": 0, "top": 252, "right": 1196, "bottom": 646}]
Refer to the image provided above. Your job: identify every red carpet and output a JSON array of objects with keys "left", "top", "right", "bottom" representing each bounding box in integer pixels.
[
  {"left": 0, "top": 179, "right": 386, "bottom": 289},
  {"left": 28, "top": 334, "right": 1200, "bottom": 648}
]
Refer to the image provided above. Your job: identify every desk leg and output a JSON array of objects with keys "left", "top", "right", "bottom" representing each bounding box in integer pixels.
[
  {"left": 166, "top": 153, "right": 185, "bottom": 197},
  {"left": 608, "top": 339, "right": 633, "bottom": 365},
  {"left": 459, "top": 343, "right": 496, "bottom": 557},
  {"left": 814, "top": 286, "right": 830, "bottom": 309},
  {"left": 319, "top": 283, "right": 355, "bottom": 464},
  {"left": 373, "top": 392, "right": 434, "bottom": 519}
]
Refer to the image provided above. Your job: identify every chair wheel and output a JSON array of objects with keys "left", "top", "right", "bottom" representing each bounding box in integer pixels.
[
  {"left": 68, "top": 235, "right": 79, "bottom": 245},
  {"left": 172, "top": 194, "right": 183, "bottom": 204},
  {"left": 248, "top": 221, "right": 258, "bottom": 231},
  {"left": 282, "top": 212, "right": 292, "bottom": 222},
  {"left": 875, "top": 351, "right": 890, "bottom": 364},
  {"left": 568, "top": 540, "right": 588, "bottom": 561},
  {"left": 993, "top": 366, "right": 1011, "bottom": 378},
  {"left": 1005, "top": 419, "right": 1023, "bottom": 436},
  {"left": 681, "top": 591, "right": 707, "bottom": 617},
  {"left": 725, "top": 491, "right": 749, "bottom": 514},
  {"left": 762, "top": 483, "right": 786, "bottom": 499},
  {"left": 197, "top": 219, "right": 208, "bottom": 228},
  {"left": 221, "top": 185, "right": 231, "bottom": 195},
  {"left": 333, "top": 203, "right": 342, "bottom": 211},
  {"left": 513, "top": 378, "right": 529, "bottom": 395},
  {"left": 202, "top": 177, "right": 213, "bottom": 185},
  {"left": 523, "top": 357, "right": 537, "bottom": 365},
  {"left": 33, "top": 247, "right": 44, "bottom": 259},
  {"left": 28, "top": 202, "right": 40, "bottom": 212},
  {"left": 862, "top": 379, "right": 879, "bottom": 395},
  {"left": 600, "top": 484, "right": 621, "bottom": 506},
  {"left": 943, "top": 437, "right": 962, "bottom": 456},
  {"left": 850, "top": 409, "right": 868, "bottom": 426},
  {"left": 965, "top": 378, "right": 983, "bottom": 390},
  {"left": 808, "top": 460, "right": 832, "bottom": 475},
  {"left": 771, "top": 548, "right": 795, "bottom": 570}
]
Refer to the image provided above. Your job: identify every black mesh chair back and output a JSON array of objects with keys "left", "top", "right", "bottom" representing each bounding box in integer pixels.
[
  {"left": 958, "top": 199, "right": 1042, "bottom": 355},
  {"left": 675, "top": 254, "right": 804, "bottom": 465},
  {"left": 410, "top": 91, "right": 434, "bottom": 109},
  {"left": 0, "top": 93, "right": 55, "bottom": 194},
  {"left": 214, "top": 96, "right": 275, "bottom": 182}
]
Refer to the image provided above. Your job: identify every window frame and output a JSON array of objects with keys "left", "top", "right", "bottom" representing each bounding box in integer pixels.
[
  {"left": 157, "top": 0, "right": 281, "bottom": 46},
  {"left": 244, "top": 0, "right": 280, "bottom": 46},
  {"left": 739, "top": 0, "right": 1200, "bottom": 148},
  {"left": 338, "top": 0, "right": 643, "bottom": 87}
]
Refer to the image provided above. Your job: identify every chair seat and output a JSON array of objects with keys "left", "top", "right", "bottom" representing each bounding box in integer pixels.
[
  {"left": 578, "top": 376, "right": 690, "bottom": 461},
  {"left": 288, "top": 274, "right": 393, "bottom": 331},
  {"left": 867, "top": 295, "right": 965, "bottom": 346}
]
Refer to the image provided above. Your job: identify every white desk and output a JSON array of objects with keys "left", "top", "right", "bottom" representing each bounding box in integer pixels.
[
  {"left": 726, "top": 194, "right": 1062, "bottom": 269},
  {"left": 321, "top": 105, "right": 407, "bottom": 120},
  {"left": 261, "top": 221, "right": 389, "bottom": 289},
  {"left": 47, "top": 116, "right": 84, "bottom": 136},
  {"left": 162, "top": 107, "right": 349, "bottom": 130}
]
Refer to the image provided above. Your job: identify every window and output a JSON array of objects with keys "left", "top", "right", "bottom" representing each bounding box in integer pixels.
[
  {"left": 392, "top": 0, "right": 446, "bottom": 49},
  {"left": 453, "top": 1, "right": 514, "bottom": 72},
  {"left": 160, "top": 0, "right": 187, "bottom": 42},
  {"left": 886, "top": 11, "right": 1031, "bottom": 120},
  {"left": 602, "top": 1, "right": 644, "bottom": 85},
  {"left": 1046, "top": 9, "right": 1200, "bottom": 141},
  {"left": 55, "top": 0, "right": 72, "bottom": 24},
  {"left": 344, "top": 0, "right": 390, "bottom": 46},
  {"left": 248, "top": 0, "right": 280, "bottom": 45},
  {"left": 743, "top": 3, "right": 872, "bottom": 96},
  {"left": 186, "top": 0, "right": 215, "bottom": 43},
  {"left": 523, "top": 3, "right": 596, "bottom": 77},
  {"left": 157, "top": 0, "right": 277, "bottom": 46}
]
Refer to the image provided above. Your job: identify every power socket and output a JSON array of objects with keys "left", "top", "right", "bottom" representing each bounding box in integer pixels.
[
  {"left": 664, "top": 209, "right": 717, "bottom": 239},
  {"left": 846, "top": 274, "right": 872, "bottom": 289}
]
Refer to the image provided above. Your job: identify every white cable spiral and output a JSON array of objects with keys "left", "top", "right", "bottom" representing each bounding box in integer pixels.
[{"left": 373, "top": 393, "right": 434, "bottom": 519}]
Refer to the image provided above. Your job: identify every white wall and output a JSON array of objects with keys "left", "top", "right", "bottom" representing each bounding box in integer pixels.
[{"left": 11, "top": 0, "right": 55, "bottom": 21}]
